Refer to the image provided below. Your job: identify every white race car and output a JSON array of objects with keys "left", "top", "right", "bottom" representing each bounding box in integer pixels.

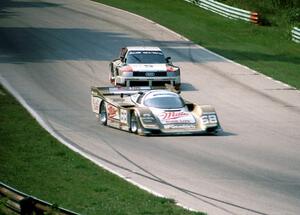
[
  {"left": 109, "top": 46, "right": 181, "bottom": 89},
  {"left": 91, "top": 86, "right": 221, "bottom": 135}
]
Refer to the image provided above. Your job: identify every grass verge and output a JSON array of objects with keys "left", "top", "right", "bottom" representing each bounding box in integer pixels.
[
  {"left": 96, "top": 0, "right": 300, "bottom": 89},
  {"left": 0, "top": 84, "right": 203, "bottom": 215}
]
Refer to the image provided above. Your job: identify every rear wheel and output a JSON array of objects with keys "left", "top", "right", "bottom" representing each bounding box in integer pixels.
[
  {"left": 130, "top": 112, "right": 139, "bottom": 134},
  {"left": 99, "top": 102, "right": 107, "bottom": 125}
]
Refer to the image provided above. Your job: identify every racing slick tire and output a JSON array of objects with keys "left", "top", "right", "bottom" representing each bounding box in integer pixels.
[
  {"left": 130, "top": 112, "right": 140, "bottom": 134},
  {"left": 206, "top": 126, "right": 219, "bottom": 135},
  {"left": 99, "top": 102, "right": 107, "bottom": 125},
  {"left": 109, "top": 64, "right": 115, "bottom": 84}
]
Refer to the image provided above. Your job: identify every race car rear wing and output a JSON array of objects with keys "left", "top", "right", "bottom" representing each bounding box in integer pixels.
[
  {"left": 91, "top": 86, "right": 152, "bottom": 97},
  {"left": 91, "top": 84, "right": 179, "bottom": 97}
]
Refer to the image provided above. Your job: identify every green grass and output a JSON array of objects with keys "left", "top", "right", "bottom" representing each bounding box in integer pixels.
[
  {"left": 96, "top": 0, "right": 300, "bottom": 89},
  {"left": 0, "top": 84, "right": 204, "bottom": 215}
]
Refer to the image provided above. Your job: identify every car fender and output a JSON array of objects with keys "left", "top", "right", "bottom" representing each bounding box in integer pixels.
[
  {"left": 198, "top": 105, "right": 220, "bottom": 130},
  {"left": 134, "top": 108, "right": 160, "bottom": 129},
  {"left": 91, "top": 95, "right": 103, "bottom": 114}
]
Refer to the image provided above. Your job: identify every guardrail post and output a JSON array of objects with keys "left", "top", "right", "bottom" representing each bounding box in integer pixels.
[
  {"left": 1, "top": 182, "right": 80, "bottom": 215},
  {"left": 185, "top": 0, "right": 259, "bottom": 24},
  {"left": 292, "top": 27, "right": 300, "bottom": 43},
  {"left": 20, "top": 197, "right": 34, "bottom": 215}
]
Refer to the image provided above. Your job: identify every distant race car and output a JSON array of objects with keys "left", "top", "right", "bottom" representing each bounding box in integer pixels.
[
  {"left": 91, "top": 86, "right": 221, "bottom": 135},
  {"left": 109, "top": 46, "right": 181, "bottom": 89}
]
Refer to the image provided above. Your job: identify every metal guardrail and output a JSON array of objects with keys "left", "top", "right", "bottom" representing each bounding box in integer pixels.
[
  {"left": 0, "top": 182, "right": 80, "bottom": 215},
  {"left": 292, "top": 27, "right": 300, "bottom": 43},
  {"left": 184, "top": 0, "right": 259, "bottom": 24}
]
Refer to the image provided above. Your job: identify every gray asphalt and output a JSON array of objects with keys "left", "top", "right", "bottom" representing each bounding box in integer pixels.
[{"left": 1, "top": 0, "right": 300, "bottom": 214}]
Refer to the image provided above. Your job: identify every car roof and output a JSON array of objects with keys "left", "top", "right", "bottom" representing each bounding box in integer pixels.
[{"left": 126, "top": 46, "right": 162, "bottom": 52}]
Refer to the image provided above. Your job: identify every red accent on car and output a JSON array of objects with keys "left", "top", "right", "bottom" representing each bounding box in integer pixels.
[
  {"left": 160, "top": 112, "right": 189, "bottom": 120},
  {"left": 120, "top": 65, "right": 133, "bottom": 72},
  {"left": 107, "top": 104, "right": 118, "bottom": 118},
  {"left": 167, "top": 66, "right": 176, "bottom": 72}
]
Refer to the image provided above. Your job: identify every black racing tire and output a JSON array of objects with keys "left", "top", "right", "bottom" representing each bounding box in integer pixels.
[
  {"left": 206, "top": 126, "right": 219, "bottom": 135},
  {"left": 109, "top": 64, "right": 115, "bottom": 84},
  {"left": 99, "top": 102, "right": 107, "bottom": 125},
  {"left": 130, "top": 112, "right": 139, "bottom": 134},
  {"left": 174, "top": 83, "right": 181, "bottom": 91}
]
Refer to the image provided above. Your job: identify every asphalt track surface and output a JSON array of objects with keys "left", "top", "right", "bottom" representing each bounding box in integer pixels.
[{"left": 1, "top": 0, "right": 300, "bottom": 214}]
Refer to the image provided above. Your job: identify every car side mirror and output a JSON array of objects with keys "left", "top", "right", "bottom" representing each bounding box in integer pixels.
[
  {"left": 120, "top": 57, "right": 127, "bottom": 64},
  {"left": 165, "top": 56, "right": 171, "bottom": 63}
]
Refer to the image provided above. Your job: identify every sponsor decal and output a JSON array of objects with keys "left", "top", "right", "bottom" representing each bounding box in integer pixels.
[
  {"left": 129, "top": 51, "right": 163, "bottom": 55},
  {"left": 160, "top": 112, "right": 189, "bottom": 120},
  {"left": 120, "top": 109, "right": 128, "bottom": 124},
  {"left": 164, "top": 124, "right": 196, "bottom": 129},
  {"left": 158, "top": 111, "right": 195, "bottom": 124},
  {"left": 107, "top": 104, "right": 119, "bottom": 119},
  {"left": 141, "top": 113, "right": 156, "bottom": 124}
]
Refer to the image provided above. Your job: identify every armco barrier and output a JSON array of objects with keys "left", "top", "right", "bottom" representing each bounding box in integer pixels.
[
  {"left": 292, "top": 27, "right": 300, "bottom": 43},
  {"left": 0, "top": 182, "right": 80, "bottom": 215},
  {"left": 184, "top": 0, "right": 259, "bottom": 23}
]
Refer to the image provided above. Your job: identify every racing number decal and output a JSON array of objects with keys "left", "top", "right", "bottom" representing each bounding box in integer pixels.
[
  {"left": 202, "top": 114, "right": 217, "bottom": 124},
  {"left": 120, "top": 109, "right": 128, "bottom": 124}
]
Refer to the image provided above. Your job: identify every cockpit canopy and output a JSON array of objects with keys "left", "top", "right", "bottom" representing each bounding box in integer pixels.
[{"left": 142, "top": 91, "right": 184, "bottom": 109}]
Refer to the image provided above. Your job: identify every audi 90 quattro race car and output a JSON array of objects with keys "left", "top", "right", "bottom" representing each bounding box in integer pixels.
[
  {"left": 109, "top": 46, "right": 181, "bottom": 89},
  {"left": 91, "top": 86, "right": 221, "bottom": 135}
]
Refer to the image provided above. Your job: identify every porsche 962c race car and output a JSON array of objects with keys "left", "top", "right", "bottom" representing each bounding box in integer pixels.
[
  {"left": 109, "top": 46, "right": 181, "bottom": 89},
  {"left": 91, "top": 86, "right": 221, "bottom": 135}
]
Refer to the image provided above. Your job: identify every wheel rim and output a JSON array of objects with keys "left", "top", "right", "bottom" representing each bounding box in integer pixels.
[
  {"left": 100, "top": 103, "right": 107, "bottom": 125},
  {"left": 130, "top": 114, "right": 138, "bottom": 133},
  {"left": 100, "top": 112, "right": 107, "bottom": 123}
]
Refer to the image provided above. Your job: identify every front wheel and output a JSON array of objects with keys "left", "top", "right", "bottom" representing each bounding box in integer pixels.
[
  {"left": 206, "top": 126, "right": 219, "bottom": 135},
  {"left": 109, "top": 64, "right": 115, "bottom": 84},
  {"left": 174, "top": 83, "right": 181, "bottom": 90},
  {"left": 130, "top": 112, "right": 139, "bottom": 134},
  {"left": 99, "top": 102, "right": 107, "bottom": 125}
]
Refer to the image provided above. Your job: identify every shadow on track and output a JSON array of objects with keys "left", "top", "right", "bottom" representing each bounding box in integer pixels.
[
  {"left": 0, "top": 0, "right": 60, "bottom": 19},
  {"left": 0, "top": 27, "right": 225, "bottom": 64}
]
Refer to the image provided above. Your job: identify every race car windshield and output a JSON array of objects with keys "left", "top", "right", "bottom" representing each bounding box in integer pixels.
[
  {"left": 126, "top": 51, "right": 165, "bottom": 64},
  {"left": 144, "top": 96, "right": 184, "bottom": 109}
]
